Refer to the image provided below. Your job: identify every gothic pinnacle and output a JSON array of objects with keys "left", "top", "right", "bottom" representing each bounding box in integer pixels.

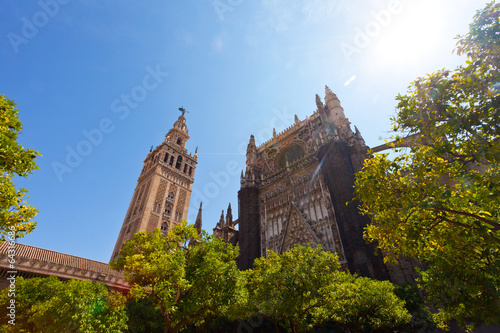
[
  {"left": 325, "top": 85, "right": 338, "bottom": 102},
  {"left": 194, "top": 202, "right": 202, "bottom": 235}
]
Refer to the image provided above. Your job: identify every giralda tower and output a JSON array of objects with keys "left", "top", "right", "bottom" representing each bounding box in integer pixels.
[{"left": 111, "top": 109, "right": 197, "bottom": 261}]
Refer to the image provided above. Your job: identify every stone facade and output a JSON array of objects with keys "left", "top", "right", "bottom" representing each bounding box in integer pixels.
[
  {"left": 234, "top": 86, "right": 418, "bottom": 284},
  {"left": 110, "top": 113, "right": 197, "bottom": 261}
]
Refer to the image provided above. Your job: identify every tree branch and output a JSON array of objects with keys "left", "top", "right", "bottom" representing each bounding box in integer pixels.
[
  {"left": 438, "top": 215, "right": 500, "bottom": 244},
  {"left": 434, "top": 206, "right": 500, "bottom": 229}
]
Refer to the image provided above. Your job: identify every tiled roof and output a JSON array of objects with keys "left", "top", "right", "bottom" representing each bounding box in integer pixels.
[
  {"left": 0, "top": 242, "right": 115, "bottom": 275},
  {"left": 0, "top": 242, "right": 127, "bottom": 289}
]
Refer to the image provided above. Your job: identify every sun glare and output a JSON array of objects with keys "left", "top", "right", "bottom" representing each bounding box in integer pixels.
[{"left": 372, "top": 0, "right": 446, "bottom": 68}]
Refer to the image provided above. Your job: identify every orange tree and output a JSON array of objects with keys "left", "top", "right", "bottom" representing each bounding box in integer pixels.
[
  {"left": 355, "top": 2, "right": 500, "bottom": 330},
  {"left": 245, "top": 244, "right": 409, "bottom": 333},
  {"left": 0, "top": 95, "right": 40, "bottom": 240},
  {"left": 0, "top": 276, "right": 127, "bottom": 332},
  {"left": 110, "top": 221, "right": 242, "bottom": 333}
]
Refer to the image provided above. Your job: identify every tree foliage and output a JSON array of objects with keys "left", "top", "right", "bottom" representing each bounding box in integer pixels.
[
  {"left": 0, "top": 276, "right": 128, "bottom": 332},
  {"left": 0, "top": 95, "right": 40, "bottom": 240},
  {"left": 124, "top": 296, "right": 165, "bottom": 333},
  {"left": 355, "top": 2, "right": 500, "bottom": 330},
  {"left": 317, "top": 273, "right": 410, "bottom": 333},
  {"left": 246, "top": 244, "right": 340, "bottom": 333},
  {"left": 245, "top": 244, "right": 410, "bottom": 333},
  {"left": 110, "top": 221, "right": 243, "bottom": 333}
]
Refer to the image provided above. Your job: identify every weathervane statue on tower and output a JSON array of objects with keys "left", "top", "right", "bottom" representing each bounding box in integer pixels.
[{"left": 178, "top": 106, "right": 189, "bottom": 116}]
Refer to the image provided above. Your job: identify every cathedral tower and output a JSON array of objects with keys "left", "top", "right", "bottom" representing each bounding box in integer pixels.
[{"left": 110, "top": 110, "right": 197, "bottom": 261}]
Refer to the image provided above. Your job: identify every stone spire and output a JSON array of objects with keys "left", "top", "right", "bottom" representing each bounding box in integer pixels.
[
  {"left": 226, "top": 203, "right": 233, "bottom": 228},
  {"left": 315, "top": 94, "right": 324, "bottom": 109},
  {"left": 189, "top": 202, "right": 203, "bottom": 247},
  {"left": 218, "top": 210, "right": 225, "bottom": 228},
  {"left": 194, "top": 202, "right": 202, "bottom": 235}
]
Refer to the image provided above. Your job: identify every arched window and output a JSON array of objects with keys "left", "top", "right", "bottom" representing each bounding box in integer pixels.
[
  {"left": 278, "top": 144, "right": 305, "bottom": 168},
  {"left": 169, "top": 156, "right": 174, "bottom": 166},
  {"left": 160, "top": 222, "right": 168, "bottom": 236},
  {"left": 163, "top": 153, "right": 169, "bottom": 162},
  {"left": 175, "top": 156, "right": 182, "bottom": 169},
  {"left": 164, "top": 203, "right": 172, "bottom": 215},
  {"left": 176, "top": 138, "right": 182, "bottom": 145}
]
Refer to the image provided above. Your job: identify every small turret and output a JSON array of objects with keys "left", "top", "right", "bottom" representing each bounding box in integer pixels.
[{"left": 319, "top": 86, "right": 353, "bottom": 140}]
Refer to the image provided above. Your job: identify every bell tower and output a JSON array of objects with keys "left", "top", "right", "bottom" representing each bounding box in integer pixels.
[{"left": 110, "top": 108, "right": 198, "bottom": 261}]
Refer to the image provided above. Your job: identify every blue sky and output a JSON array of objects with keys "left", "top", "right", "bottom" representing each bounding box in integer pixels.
[{"left": 1, "top": 0, "right": 488, "bottom": 263}]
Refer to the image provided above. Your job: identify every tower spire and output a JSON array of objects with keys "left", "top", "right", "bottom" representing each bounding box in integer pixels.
[{"left": 165, "top": 107, "right": 190, "bottom": 147}]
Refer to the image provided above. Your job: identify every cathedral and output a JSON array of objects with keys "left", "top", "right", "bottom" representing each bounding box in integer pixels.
[
  {"left": 109, "top": 85, "right": 417, "bottom": 284},
  {"left": 0, "top": 86, "right": 417, "bottom": 289},
  {"left": 212, "top": 86, "right": 418, "bottom": 284}
]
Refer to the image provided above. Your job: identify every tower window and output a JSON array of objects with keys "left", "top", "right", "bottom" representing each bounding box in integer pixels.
[
  {"left": 169, "top": 156, "right": 174, "bottom": 166},
  {"left": 176, "top": 156, "right": 182, "bottom": 169},
  {"left": 163, "top": 153, "right": 169, "bottom": 162},
  {"left": 164, "top": 203, "right": 172, "bottom": 216},
  {"left": 176, "top": 138, "right": 182, "bottom": 145},
  {"left": 189, "top": 166, "right": 192, "bottom": 176},
  {"left": 160, "top": 222, "right": 168, "bottom": 236},
  {"left": 183, "top": 164, "right": 188, "bottom": 173}
]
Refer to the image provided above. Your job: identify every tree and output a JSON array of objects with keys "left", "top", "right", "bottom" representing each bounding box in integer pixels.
[
  {"left": 355, "top": 2, "right": 500, "bottom": 330},
  {"left": 315, "top": 273, "right": 410, "bottom": 333},
  {"left": 245, "top": 244, "right": 341, "bottom": 333},
  {"left": 124, "top": 296, "right": 165, "bottom": 333},
  {"left": 110, "top": 222, "right": 243, "bottom": 333},
  {"left": 245, "top": 244, "right": 410, "bottom": 333},
  {"left": 0, "top": 95, "right": 40, "bottom": 240},
  {"left": 0, "top": 276, "right": 128, "bottom": 332}
]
